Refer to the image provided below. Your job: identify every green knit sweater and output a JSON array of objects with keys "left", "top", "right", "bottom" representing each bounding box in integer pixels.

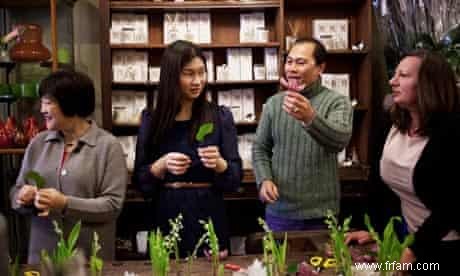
[{"left": 252, "top": 80, "right": 353, "bottom": 220}]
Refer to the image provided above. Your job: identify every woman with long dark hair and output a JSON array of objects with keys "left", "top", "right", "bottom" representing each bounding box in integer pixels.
[
  {"left": 346, "top": 50, "right": 460, "bottom": 274},
  {"left": 133, "top": 40, "right": 242, "bottom": 257}
]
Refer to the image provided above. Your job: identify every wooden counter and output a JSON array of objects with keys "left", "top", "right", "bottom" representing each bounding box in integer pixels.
[{"left": 22, "top": 253, "right": 337, "bottom": 275}]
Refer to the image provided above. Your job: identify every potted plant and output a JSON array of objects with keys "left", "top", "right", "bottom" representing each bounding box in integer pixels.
[
  {"left": 89, "top": 232, "right": 103, "bottom": 276},
  {"left": 324, "top": 210, "right": 353, "bottom": 276},
  {"left": 258, "top": 217, "right": 288, "bottom": 276},
  {"left": 40, "top": 220, "right": 85, "bottom": 276},
  {"left": 149, "top": 213, "right": 183, "bottom": 276}
]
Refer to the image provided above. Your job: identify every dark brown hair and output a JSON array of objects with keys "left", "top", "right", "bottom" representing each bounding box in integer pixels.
[{"left": 390, "top": 49, "right": 460, "bottom": 136}]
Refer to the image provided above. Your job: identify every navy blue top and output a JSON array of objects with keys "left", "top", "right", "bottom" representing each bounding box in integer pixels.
[{"left": 133, "top": 106, "right": 242, "bottom": 256}]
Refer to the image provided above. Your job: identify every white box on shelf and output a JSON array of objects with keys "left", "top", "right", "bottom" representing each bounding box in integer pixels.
[
  {"left": 202, "top": 51, "right": 214, "bottom": 82},
  {"left": 264, "top": 48, "right": 279, "bottom": 80},
  {"left": 134, "top": 14, "right": 149, "bottom": 44},
  {"left": 112, "top": 52, "right": 125, "bottom": 82},
  {"left": 226, "top": 48, "right": 241, "bottom": 81},
  {"left": 241, "top": 88, "right": 255, "bottom": 122},
  {"left": 239, "top": 48, "right": 253, "bottom": 81},
  {"left": 321, "top": 73, "right": 350, "bottom": 97},
  {"left": 185, "top": 13, "right": 200, "bottom": 43},
  {"left": 110, "top": 14, "right": 122, "bottom": 44},
  {"left": 117, "top": 136, "right": 137, "bottom": 171},
  {"left": 112, "top": 92, "right": 132, "bottom": 124},
  {"left": 240, "top": 12, "right": 265, "bottom": 42},
  {"left": 133, "top": 92, "right": 147, "bottom": 124},
  {"left": 164, "top": 13, "right": 186, "bottom": 44},
  {"left": 149, "top": 67, "right": 161, "bottom": 82},
  {"left": 206, "top": 90, "right": 213, "bottom": 102},
  {"left": 239, "top": 13, "right": 253, "bottom": 42},
  {"left": 230, "top": 89, "right": 243, "bottom": 122},
  {"left": 216, "top": 64, "right": 229, "bottom": 81},
  {"left": 313, "top": 19, "right": 349, "bottom": 50},
  {"left": 199, "top": 13, "right": 211, "bottom": 43},
  {"left": 253, "top": 64, "right": 266, "bottom": 80},
  {"left": 218, "top": 90, "right": 232, "bottom": 108}
]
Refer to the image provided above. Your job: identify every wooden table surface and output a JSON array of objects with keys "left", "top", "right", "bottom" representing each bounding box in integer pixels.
[
  {"left": 21, "top": 230, "right": 337, "bottom": 275},
  {"left": 21, "top": 253, "right": 338, "bottom": 275}
]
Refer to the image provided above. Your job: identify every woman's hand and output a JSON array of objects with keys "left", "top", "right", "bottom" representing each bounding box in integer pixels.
[
  {"left": 159, "top": 152, "right": 192, "bottom": 176},
  {"left": 400, "top": 247, "right": 416, "bottom": 264},
  {"left": 204, "top": 248, "right": 228, "bottom": 261},
  {"left": 345, "top": 230, "right": 374, "bottom": 245},
  {"left": 198, "top": 146, "right": 227, "bottom": 173},
  {"left": 34, "top": 188, "right": 68, "bottom": 216},
  {"left": 16, "top": 184, "right": 37, "bottom": 206}
]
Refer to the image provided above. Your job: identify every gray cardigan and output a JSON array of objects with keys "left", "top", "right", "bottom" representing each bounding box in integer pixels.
[{"left": 10, "top": 121, "right": 127, "bottom": 264}]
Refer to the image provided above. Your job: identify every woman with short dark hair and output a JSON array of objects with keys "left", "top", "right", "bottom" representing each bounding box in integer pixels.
[
  {"left": 10, "top": 70, "right": 128, "bottom": 264},
  {"left": 133, "top": 40, "right": 242, "bottom": 257}
]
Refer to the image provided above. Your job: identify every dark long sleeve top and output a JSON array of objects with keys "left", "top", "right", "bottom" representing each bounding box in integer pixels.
[
  {"left": 408, "top": 113, "right": 460, "bottom": 256},
  {"left": 132, "top": 106, "right": 242, "bottom": 256},
  {"left": 133, "top": 106, "right": 242, "bottom": 195}
]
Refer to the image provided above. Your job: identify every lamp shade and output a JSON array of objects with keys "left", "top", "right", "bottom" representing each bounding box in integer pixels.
[{"left": 9, "top": 24, "right": 51, "bottom": 62}]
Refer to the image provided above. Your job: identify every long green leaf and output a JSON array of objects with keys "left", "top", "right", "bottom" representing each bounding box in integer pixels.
[
  {"left": 24, "top": 170, "right": 46, "bottom": 189},
  {"left": 67, "top": 221, "right": 82, "bottom": 253},
  {"left": 195, "top": 123, "right": 214, "bottom": 142}
]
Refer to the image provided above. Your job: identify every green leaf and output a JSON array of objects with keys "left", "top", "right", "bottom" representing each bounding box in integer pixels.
[
  {"left": 9, "top": 255, "right": 19, "bottom": 276},
  {"left": 287, "top": 263, "right": 298, "bottom": 274},
  {"left": 24, "top": 170, "right": 46, "bottom": 189},
  {"left": 67, "top": 221, "right": 81, "bottom": 253},
  {"left": 195, "top": 122, "right": 214, "bottom": 142}
]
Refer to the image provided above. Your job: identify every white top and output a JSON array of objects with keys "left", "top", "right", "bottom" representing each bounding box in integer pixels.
[{"left": 380, "top": 126, "right": 459, "bottom": 241}]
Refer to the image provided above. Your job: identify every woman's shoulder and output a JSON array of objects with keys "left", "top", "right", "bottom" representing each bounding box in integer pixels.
[{"left": 216, "top": 104, "right": 235, "bottom": 124}]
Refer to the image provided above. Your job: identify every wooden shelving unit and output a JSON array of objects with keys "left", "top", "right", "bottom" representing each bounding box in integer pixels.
[
  {"left": 100, "top": 0, "right": 373, "bottom": 194},
  {"left": 0, "top": 148, "right": 26, "bottom": 155},
  {"left": 110, "top": 0, "right": 281, "bottom": 10}
]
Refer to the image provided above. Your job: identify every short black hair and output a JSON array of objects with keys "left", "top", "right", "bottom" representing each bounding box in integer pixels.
[
  {"left": 290, "top": 37, "right": 327, "bottom": 65},
  {"left": 39, "top": 70, "right": 95, "bottom": 117}
]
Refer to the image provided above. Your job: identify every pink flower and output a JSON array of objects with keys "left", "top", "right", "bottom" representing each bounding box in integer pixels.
[{"left": 1, "top": 26, "right": 23, "bottom": 45}]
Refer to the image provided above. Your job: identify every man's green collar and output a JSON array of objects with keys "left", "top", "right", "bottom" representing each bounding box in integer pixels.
[{"left": 300, "top": 79, "right": 322, "bottom": 99}]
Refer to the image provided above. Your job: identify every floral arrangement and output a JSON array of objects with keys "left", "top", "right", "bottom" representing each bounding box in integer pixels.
[
  {"left": 199, "top": 218, "right": 224, "bottom": 276},
  {"left": 364, "top": 214, "right": 414, "bottom": 275},
  {"left": 90, "top": 232, "right": 103, "bottom": 276},
  {"left": 40, "top": 220, "right": 82, "bottom": 273},
  {"left": 149, "top": 213, "right": 183, "bottom": 276},
  {"left": 324, "top": 210, "right": 353, "bottom": 276},
  {"left": 258, "top": 217, "right": 288, "bottom": 276}
]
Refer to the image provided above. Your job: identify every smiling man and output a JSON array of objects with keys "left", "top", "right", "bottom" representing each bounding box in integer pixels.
[{"left": 252, "top": 37, "right": 353, "bottom": 231}]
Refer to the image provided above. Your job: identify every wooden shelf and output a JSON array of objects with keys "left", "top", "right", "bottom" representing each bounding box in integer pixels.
[
  {"left": 125, "top": 165, "right": 370, "bottom": 203},
  {"left": 113, "top": 121, "right": 258, "bottom": 128},
  {"left": 111, "top": 42, "right": 280, "bottom": 49},
  {"left": 327, "top": 50, "right": 369, "bottom": 56},
  {"left": 113, "top": 122, "right": 141, "bottom": 128},
  {"left": 0, "top": 148, "right": 26, "bottom": 155},
  {"left": 1, "top": 0, "right": 50, "bottom": 7},
  {"left": 112, "top": 80, "right": 278, "bottom": 87},
  {"left": 110, "top": 0, "right": 281, "bottom": 11},
  {"left": 240, "top": 165, "right": 370, "bottom": 183},
  {"left": 286, "top": 0, "right": 364, "bottom": 8},
  {"left": 1, "top": 0, "right": 77, "bottom": 8}
]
